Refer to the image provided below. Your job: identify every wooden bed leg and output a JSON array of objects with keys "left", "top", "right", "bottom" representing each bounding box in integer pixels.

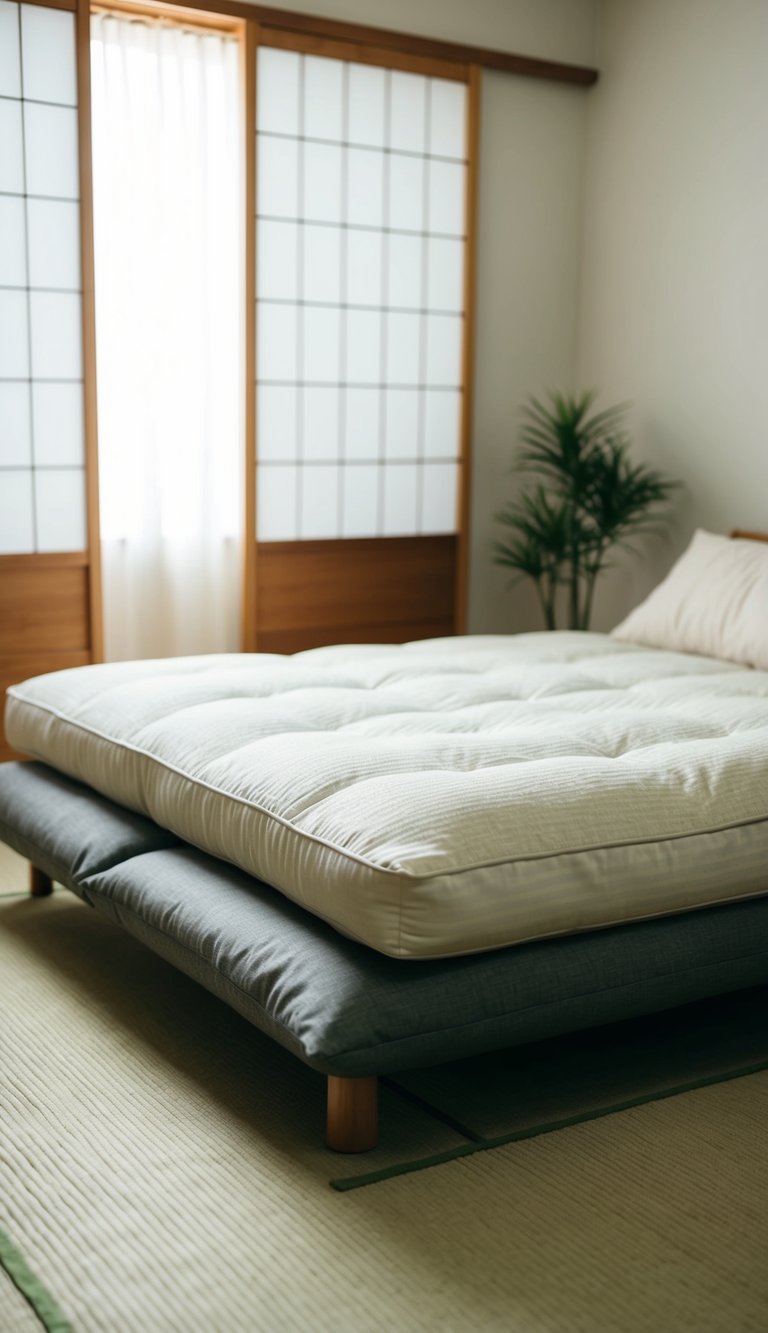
[
  {"left": 326, "top": 1075, "right": 378, "bottom": 1153},
  {"left": 29, "top": 866, "right": 54, "bottom": 897}
]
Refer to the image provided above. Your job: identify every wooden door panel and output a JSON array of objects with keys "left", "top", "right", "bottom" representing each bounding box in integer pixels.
[
  {"left": 254, "top": 535, "right": 457, "bottom": 652},
  {"left": 257, "top": 619, "right": 455, "bottom": 655},
  {"left": 0, "top": 554, "right": 94, "bottom": 759},
  {"left": 0, "top": 2, "right": 101, "bottom": 760},
  {"left": 0, "top": 559, "right": 91, "bottom": 656}
]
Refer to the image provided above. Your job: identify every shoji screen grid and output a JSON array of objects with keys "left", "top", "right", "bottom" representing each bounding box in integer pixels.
[
  {"left": 0, "top": 1, "right": 86, "bottom": 554},
  {"left": 255, "top": 46, "right": 467, "bottom": 541}
]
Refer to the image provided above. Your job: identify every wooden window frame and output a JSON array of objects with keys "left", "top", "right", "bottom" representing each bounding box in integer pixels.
[
  {"left": 244, "top": 27, "right": 479, "bottom": 645},
  {"left": 81, "top": 0, "right": 598, "bottom": 85},
  {"left": 3, "top": 0, "right": 595, "bottom": 704},
  {"left": 85, "top": 0, "right": 248, "bottom": 660},
  {"left": 17, "top": 0, "right": 76, "bottom": 10},
  {"left": 260, "top": 24, "right": 468, "bottom": 82},
  {"left": 77, "top": 0, "right": 103, "bottom": 658},
  {"left": 0, "top": 0, "right": 103, "bottom": 757},
  {"left": 82, "top": 0, "right": 594, "bottom": 653},
  {"left": 90, "top": 0, "right": 242, "bottom": 34}
]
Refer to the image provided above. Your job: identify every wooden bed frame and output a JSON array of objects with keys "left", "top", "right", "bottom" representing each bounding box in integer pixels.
[
  {"left": 730, "top": 529, "right": 768, "bottom": 543},
  {"left": 18, "top": 529, "right": 768, "bottom": 1153}
]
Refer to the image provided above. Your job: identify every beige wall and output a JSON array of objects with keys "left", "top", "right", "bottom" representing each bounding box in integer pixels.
[
  {"left": 258, "top": 0, "right": 599, "bottom": 634},
  {"left": 578, "top": 0, "right": 768, "bottom": 630},
  {"left": 258, "top": 0, "right": 597, "bottom": 65},
  {"left": 469, "top": 72, "right": 590, "bottom": 633}
]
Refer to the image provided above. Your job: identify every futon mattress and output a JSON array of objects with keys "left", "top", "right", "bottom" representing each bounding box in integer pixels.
[{"left": 7, "top": 633, "right": 768, "bottom": 958}]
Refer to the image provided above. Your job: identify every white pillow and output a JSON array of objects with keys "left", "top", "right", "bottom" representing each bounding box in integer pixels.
[{"left": 611, "top": 528, "right": 768, "bottom": 669}]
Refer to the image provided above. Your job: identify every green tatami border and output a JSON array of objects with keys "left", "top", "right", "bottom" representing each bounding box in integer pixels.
[
  {"left": 330, "top": 1058, "right": 768, "bottom": 1191},
  {"left": 0, "top": 1228, "right": 73, "bottom": 1333}
]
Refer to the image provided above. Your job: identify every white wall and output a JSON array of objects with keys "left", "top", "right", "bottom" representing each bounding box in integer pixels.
[
  {"left": 258, "top": 0, "right": 598, "bottom": 633},
  {"left": 578, "top": 0, "right": 768, "bottom": 630}
]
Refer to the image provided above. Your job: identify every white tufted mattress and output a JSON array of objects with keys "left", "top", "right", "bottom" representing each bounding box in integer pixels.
[{"left": 7, "top": 632, "right": 768, "bottom": 959}]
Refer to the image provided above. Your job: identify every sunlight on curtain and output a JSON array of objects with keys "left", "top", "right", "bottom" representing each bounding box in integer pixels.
[{"left": 91, "top": 15, "right": 242, "bottom": 660}]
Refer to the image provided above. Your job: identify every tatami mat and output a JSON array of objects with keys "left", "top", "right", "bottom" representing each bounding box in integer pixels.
[
  {"left": 0, "top": 1264, "right": 48, "bottom": 1333},
  {"left": 1, "top": 843, "right": 767, "bottom": 1330}
]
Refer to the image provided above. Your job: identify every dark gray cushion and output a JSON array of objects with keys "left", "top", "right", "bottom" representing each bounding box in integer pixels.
[
  {"left": 4, "top": 761, "right": 768, "bottom": 1076},
  {"left": 83, "top": 846, "right": 768, "bottom": 1075},
  {"left": 0, "top": 762, "right": 179, "bottom": 894}
]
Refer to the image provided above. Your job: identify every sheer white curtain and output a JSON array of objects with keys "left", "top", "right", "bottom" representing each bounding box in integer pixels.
[{"left": 91, "top": 15, "right": 242, "bottom": 661}]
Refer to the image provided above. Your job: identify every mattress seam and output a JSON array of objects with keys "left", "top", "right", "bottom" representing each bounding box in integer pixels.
[
  {"left": 6, "top": 763, "right": 768, "bottom": 957},
  {"left": 8, "top": 691, "right": 768, "bottom": 881}
]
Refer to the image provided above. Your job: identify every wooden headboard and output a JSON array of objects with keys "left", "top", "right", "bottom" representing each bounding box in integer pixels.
[{"left": 730, "top": 530, "right": 768, "bottom": 543}]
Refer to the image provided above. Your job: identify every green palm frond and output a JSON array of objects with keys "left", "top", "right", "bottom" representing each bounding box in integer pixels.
[
  {"left": 495, "top": 487, "right": 571, "bottom": 570},
  {"left": 494, "top": 487, "right": 579, "bottom": 630},
  {"left": 494, "top": 391, "right": 680, "bottom": 630},
  {"left": 517, "top": 391, "right": 632, "bottom": 495},
  {"left": 580, "top": 438, "right": 679, "bottom": 548}
]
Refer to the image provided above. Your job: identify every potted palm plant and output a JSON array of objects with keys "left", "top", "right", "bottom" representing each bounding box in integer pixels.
[{"left": 494, "top": 391, "right": 678, "bottom": 631}]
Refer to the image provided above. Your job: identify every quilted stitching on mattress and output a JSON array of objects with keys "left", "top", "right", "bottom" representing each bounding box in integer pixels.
[{"left": 6, "top": 632, "right": 768, "bottom": 958}]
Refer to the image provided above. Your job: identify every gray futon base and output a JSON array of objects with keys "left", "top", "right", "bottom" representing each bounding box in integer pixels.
[{"left": 3, "top": 761, "right": 768, "bottom": 1151}]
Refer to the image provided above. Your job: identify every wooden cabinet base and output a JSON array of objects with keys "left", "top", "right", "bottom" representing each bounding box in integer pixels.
[{"left": 326, "top": 1075, "right": 379, "bottom": 1153}]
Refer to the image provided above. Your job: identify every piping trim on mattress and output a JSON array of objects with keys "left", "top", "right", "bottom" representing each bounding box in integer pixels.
[{"left": 8, "top": 688, "right": 768, "bottom": 880}]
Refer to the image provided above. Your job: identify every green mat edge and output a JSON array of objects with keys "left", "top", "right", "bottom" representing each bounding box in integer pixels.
[
  {"left": 0, "top": 1227, "right": 73, "bottom": 1333},
  {"left": 330, "top": 1056, "right": 768, "bottom": 1191}
]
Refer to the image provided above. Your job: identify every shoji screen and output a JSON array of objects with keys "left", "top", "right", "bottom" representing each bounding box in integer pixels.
[
  {"left": 247, "top": 33, "right": 477, "bottom": 652},
  {"left": 0, "top": 0, "right": 100, "bottom": 758}
]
